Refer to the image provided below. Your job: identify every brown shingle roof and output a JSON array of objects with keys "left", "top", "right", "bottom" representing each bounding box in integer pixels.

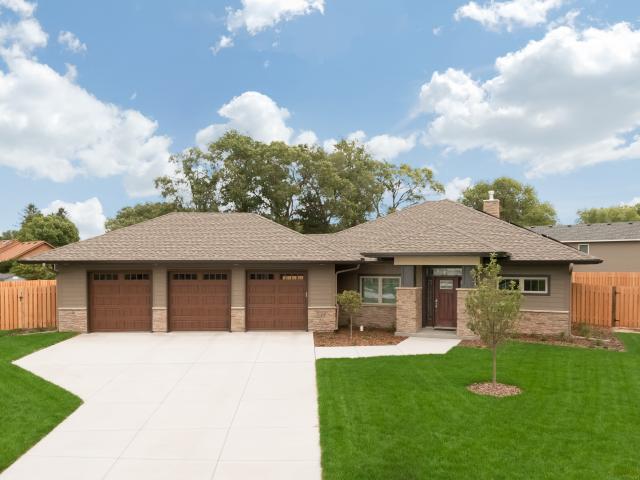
[
  {"left": 530, "top": 222, "right": 640, "bottom": 242},
  {"left": 26, "top": 213, "right": 360, "bottom": 263},
  {"left": 0, "top": 240, "right": 53, "bottom": 262},
  {"left": 321, "top": 200, "right": 600, "bottom": 264}
]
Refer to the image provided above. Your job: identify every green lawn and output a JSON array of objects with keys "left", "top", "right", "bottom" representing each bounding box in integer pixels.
[
  {"left": 0, "top": 331, "right": 81, "bottom": 472},
  {"left": 316, "top": 334, "right": 640, "bottom": 480}
]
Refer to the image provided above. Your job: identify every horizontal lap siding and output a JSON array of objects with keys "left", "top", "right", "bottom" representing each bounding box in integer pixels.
[
  {"left": 57, "top": 266, "right": 87, "bottom": 308},
  {"left": 569, "top": 242, "right": 640, "bottom": 272},
  {"left": 501, "top": 263, "right": 570, "bottom": 311}
]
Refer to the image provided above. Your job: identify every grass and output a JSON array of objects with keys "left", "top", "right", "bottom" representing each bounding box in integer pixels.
[
  {"left": 316, "top": 334, "right": 640, "bottom": 480},
  {"left": 0, "top": 330, "right": 81, "bottom": 472}
]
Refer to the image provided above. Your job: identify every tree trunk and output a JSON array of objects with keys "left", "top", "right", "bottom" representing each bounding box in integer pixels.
[{"left": 492, "top": 345, "right": 497, "bottom": 386}]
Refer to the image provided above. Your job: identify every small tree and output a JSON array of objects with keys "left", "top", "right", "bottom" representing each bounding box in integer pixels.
[
  {"left": 465, "top": 254, "right": 522, "bottom": 386},
  {"left": 336, "top": 290, "right": 362, "bottom": 341}
]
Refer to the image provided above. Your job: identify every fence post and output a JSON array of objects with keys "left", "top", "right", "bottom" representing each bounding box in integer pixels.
[{"left": 611, "top": 286, "right": 617, "bottom": 327}]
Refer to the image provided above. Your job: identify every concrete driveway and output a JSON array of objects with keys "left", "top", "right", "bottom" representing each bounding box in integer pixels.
[{"left": 3, "top": 332, "right": 320, "bottom": 480}]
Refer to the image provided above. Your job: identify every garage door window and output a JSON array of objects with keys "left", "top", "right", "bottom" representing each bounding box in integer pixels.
[
  {"left": 93, "top": 273, "right": 118, "bottom": 281},
  {"left": 250, "top": 273, "right": 274, "bottom": 280},
  {"left": 124, "top": 273, "right": 149, "bottom": 280},
  {"left": 203, "top": 273, "right": 228, "bottom": 280},
  {"left": 280, "top": 273, "right": 304, "bottom": 281},
  {"left": 172, "top": 273, "right": 198, "bottom": 280}
]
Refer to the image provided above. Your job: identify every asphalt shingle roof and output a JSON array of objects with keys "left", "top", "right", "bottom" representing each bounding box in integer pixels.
[{"left": 530, "top": 222, "right": 640, "bottom": 242}]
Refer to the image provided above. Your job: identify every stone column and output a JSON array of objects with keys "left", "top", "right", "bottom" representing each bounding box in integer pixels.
[
  {"left": 58, "top": 308, "right": 88, "bottom": 332},
  {"left": 456, "top": 288, "right": 476, "bottom": 338},
  {"left": 308, "top": 307, "right": 337, "bottom": 332},
  {"left": 152, "top": 267, "right": 168, "bottom": 332},
  {"left": 231, "top": 307, "right": 246, "bottom": 332},
  {"left": 396, "top": 287, "right": 422, "bottom": 334}
]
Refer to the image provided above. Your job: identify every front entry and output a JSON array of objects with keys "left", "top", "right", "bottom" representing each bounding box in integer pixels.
[{"left": 434, "top": 276, "right": 459, "bottom": 328}]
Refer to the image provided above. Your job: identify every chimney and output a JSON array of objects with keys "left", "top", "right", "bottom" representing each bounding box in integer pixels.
[{"left": 483, "top": 190, "right": 500, "bottom": 218}]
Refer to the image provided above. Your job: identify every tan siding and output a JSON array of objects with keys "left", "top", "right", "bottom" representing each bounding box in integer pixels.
[
  {"left": 338, "top": 261, "right": 401, "bottom": 292},
  {"left": 308, "top": 264, "right": 335, "bottom": 307},
  {"left": 57, "top": 265, "right": 87, "bottom": 308},
  {"left": 231, "top": 266, "right": 245, "bottom": 307},
  {"left": 152, "top": 267, "right": 167, "bottom": 308},
  {"left": 501, "top": 263, "right": 570, "bottom": 311},
  {"left": 567, "top": 241, "right": 640, "bottom": 272}
]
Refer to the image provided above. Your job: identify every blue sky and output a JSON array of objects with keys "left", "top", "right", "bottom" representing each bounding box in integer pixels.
[{"left": 1, "top": 0, "right": 640, "bottom": 238}]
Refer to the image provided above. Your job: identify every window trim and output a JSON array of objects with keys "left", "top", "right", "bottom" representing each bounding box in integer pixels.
[
  {"left": 359, "top": 275, "right": 402, "bottom": 304},
  {"left": 577, "top": 243, "right": 590, "bottom": 254},
  {"left": 500, "top": 275, "right": 550, "bottom": 295}
]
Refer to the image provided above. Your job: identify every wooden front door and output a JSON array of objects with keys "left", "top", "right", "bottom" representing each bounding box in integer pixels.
[
  {"left": 434, "top": 277, "right": 459, "bottom": 328},
  {"left": 89, "top": 271, "right": 152, "bottom": 332},
  {"left": 169, "top": 271, "right": 230, "bottom": 331},
  {"left": 246, "top": 272, "right": 307, "bottom": 330}
]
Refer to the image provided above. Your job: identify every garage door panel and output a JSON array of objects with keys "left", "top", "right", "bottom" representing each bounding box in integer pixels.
[
  {"left": 246, "top": 272, "right": 307, "bottom": 331},
  {"left": 89, "top": 272, "right": 151, "bottom": 332},
  {"left": 169, "top": 272, "right": 230, "bottom": 331}
]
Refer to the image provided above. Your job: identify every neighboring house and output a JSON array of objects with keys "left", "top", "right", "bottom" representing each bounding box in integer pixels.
[
  {"left": 0, "top": 240, "right": 54, "bottom": 263},
  {"left": 530, "top": 222, "right": 640, "bottom": 272},
  {"left": 25, "top": 195, "right": 599, "bottom": 338}
]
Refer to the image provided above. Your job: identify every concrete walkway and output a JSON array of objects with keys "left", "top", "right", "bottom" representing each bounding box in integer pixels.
[
  {"left": 314, "top": 336, "right": 460, "bottom": 359},
  {"left": 4, "top": 332, "right": 321, "bottom": 480}
]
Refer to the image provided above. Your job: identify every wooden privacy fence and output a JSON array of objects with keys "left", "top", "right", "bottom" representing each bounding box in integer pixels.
[
  {"left": 571, "top": 282, "right": 640, "bottom": 329},
  {"left": 572, "top": 272, "right": 640, "bottom": 287},
  {"left": 0, "top": 280, "right": 57, "bottom": 330}
]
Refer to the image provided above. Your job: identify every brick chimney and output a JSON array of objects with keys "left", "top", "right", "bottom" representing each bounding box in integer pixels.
[{"left": 483, "top": 190, "right": 500, "bottom": 218}]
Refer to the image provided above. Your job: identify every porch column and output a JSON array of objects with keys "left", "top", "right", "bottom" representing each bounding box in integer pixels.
[
  {"left": 396, "top": 287, "right": 422, "bottom": 334},
  {"left": 152, "top": 267, "right": 168, "bottom": 332}
]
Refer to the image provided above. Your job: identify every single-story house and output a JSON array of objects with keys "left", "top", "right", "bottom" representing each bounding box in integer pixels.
[
  {"left": 530, "top": 222, "right": 640, "bottom": 272},
  {"left": 25, "top": 195, "right": 600, "bottom": 337},
  {"left": 0, "top": 240, "right": 53, "bottom": 262}
]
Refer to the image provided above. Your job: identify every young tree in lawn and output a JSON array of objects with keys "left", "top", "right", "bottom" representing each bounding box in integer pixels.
[
  {"left": 465, "top": 254, "right": 522, "bottom": 386},
  {"left": 336, "top": 290, "right": 362, "bottom": 341}
]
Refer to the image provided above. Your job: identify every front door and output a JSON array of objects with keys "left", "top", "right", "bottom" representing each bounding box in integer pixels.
[{"left": 434, "top": 277, "right": 459, "bottom": 328}]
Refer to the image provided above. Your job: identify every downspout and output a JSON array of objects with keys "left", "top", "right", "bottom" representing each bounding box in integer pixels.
[{"left": 335, "top": 264, "right": 361, "bottom": 330}]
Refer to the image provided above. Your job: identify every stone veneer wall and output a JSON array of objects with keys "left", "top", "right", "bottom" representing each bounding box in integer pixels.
[
  {"left": 396, "top": 287, "right": 422, "bottom": 334},
  {"left": 58, "top": 308, "right": 88, "bottom": 333},
  {"left": 456, "top": 288, "right": 570, "bottom": 338},
  {"left": 339, "top": 305, "right": 396, "bottom": 330},
  {"left": 231, "top": 307, "right": 245, "bottom": 332},
  {"left": 152, "top": 308, "right": 168, "bottom": 332},
  {"left": 308, "top": 307, "right": 337, "bottom": 332}
]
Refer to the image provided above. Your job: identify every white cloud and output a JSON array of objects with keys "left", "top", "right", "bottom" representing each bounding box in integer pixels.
[
  {"left": 0, "top": 0, "right": 34, "bottom": 17},
  {"left": 42, "top": 197, "right": 106, "bottom": 240},
  {"left": 211, "top": 34, "right": 233, "bottom": 54},
  {"left": 622, "top": 197, "right": 640, "bottom": 206},
  {"left": 417, "top": 23, "right": 640, "bottom": 177},
  {"left": 226, "top": 0, "right": 324, "bottom": 36},
  {"left": 444, "top": 177, "right": 472, "bottom": 200},
  {"left": 432, "top": 26, "right": 442, "bottom": 36},
  {"left": 293, "top": 129, "right": 318, "bottom": 145},
  {"left": 57, "top": 30, "right": 86, "bottom": 53},
  {"left": 454, "top": 0, "right": 564, "bottom": 31},
  {"left": 322, "top": 138, "right": 337, "bottom": 153},
  {"left": 365, "top": 134, "right": 416, "bottom": 160},
  {"left": 63, "top": 62, "right": 77, "bottom": 81},
  {"left": 0, "top": 1, "right": 172, "bottom": 197}
]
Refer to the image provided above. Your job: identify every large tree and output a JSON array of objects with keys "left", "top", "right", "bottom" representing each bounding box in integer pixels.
[
  {"left": 17, "top": 209, "right": 79, "bottom": 247},
  {"left": 105, "top": 202, "right": 179, "bottom": 232},
  {"left": 376, "top": 163, "right": 443, "bottom": 217},
  {"left": 461, "top": 177, "right": 557, "bottom": 226},
  {"left": 577, "top": 204, "right": 640, "bottom": 223}
]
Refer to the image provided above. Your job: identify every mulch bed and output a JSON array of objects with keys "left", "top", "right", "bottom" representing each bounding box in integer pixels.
[
  {"left": 467, "top": 382, "right": 522, "bottom": 397},
  {"left": 314, "top": 328, "right": 407, "bottom": 347},
  {"left": 460, "top": 331, "right": 625, "bottom": 352}
]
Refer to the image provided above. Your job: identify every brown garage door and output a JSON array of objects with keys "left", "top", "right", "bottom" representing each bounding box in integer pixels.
[
  {"left": 246, "top": 272, "right": 307, "bottom": 330},
  {"left": 89, "top": 272, "right": 152, "bottom": 332},
  {"left": 169, "top": 271, "right": 230, "bottom": 331}
]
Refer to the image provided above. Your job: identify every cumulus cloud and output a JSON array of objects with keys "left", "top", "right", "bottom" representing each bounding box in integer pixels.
[
  {"left": 454, "top": 0, "right": 564, "bottom": 31},
  {"left": 417, "top": 23, "right": 640, "bottom": 177},
  {"left": 211, "top": 34, "right": 233, "bottom": 54},
  {"left": 365, "top": 134, "right": 416, "bottom": 160},
  {"left": 444, "top": 177, "right": 472, "bottom": 201},
  {"left": 57, "top": 30, "right": 86, "bottom": 53},
  {"left": 0, "top": 1, "right": 172, "bottom": 197},
  {"left": 42, "top": 197, "right": 106, "bottom": 239},
  {"left": 622, "top": 197, "right": 640, "bottom": 206},
  {"left": 293, "top": 130, "right": 318, "bottom": 146}
]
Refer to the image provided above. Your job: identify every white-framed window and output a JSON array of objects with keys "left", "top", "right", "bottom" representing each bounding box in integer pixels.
[
  {"left": 578, "top": 243, "right": 589, "bottom": 254},
  {"left": 360, "top": 276, "right": 401, "bottom": 304},
  {"left": 499, "top": 276, "right": 549, "bottom": 295}
]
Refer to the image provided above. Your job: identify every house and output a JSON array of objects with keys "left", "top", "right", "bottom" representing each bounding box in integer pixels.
[
  {"left": 0, "top": 240, "right": 54, "bottom": 263},
  {"left": 530, "top": 222, "right": 640, "bottom": 272},
  {"left": 24, "top": 195, "right": 599, "bottom": 337}
]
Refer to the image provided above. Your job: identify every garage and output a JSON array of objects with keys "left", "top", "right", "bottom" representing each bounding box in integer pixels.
[
  {"left": 168, "top": 271, "right": 230, "bottom": 331},
  {"left": 246, "top": 271, "right": 307, "bottom": 330},
  {"left": 89, "top": 271, "right": 152, "bottom": 332}
]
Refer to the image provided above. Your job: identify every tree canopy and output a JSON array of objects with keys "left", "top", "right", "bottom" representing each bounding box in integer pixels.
[
  {"left": 154, "top": 131, "right": 442, "bottom": 233},
  {"left": 16, "top": 205, "right": 79, "bottom": 247},
  {"left": 105, "top": 202, "right": 179, "bottom": 231},
  {"left": 577, "top": 204, "right": 640, "bottom": 223},
  {"left": 460, "top": 177, "right": 557, "bottom": 226}
]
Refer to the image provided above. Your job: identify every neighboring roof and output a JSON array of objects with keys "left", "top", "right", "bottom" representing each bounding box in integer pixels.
[
  {"left": 25, "top": 213, "right": 360, "bottom": 264},
  {"left": 321, "top": 200, "right": 600, "bottom": 264},
  {"left": 0, "top": 240, "right": 53, "bottom": 262},
  {"left": 530, "top": 222, "right": 640, "bottom": 242}
]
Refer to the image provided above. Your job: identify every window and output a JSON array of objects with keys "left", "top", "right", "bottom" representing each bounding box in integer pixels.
[
  {"left": 93, "top": 273, "right": 118, "bottom": 281},
  {"left": 500, "top": 276, "right": 548, "bottom": 294},
  {"left": 578, "top": 243, "right": 589, "bottom": 254},
  {"left": 124, "top": 273, "right": 149, "bottom": 280},
  {"left": 280, "top": 273, "right": 304, "bottom": 281},
  {"left": 172, "top": 273, "right": 198, "bottom": 280},
  {"left": 250, "top": 273, "right": 274, "bottom": 280},
  {"left": 439, "top": 279, "right": 454, "bottom": 290},
  {"left": 360, "top": 276, "right": 401, "bottom": 304},
  {"left": 203, "top": 273, "right": 227, "bottom": 280}
]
